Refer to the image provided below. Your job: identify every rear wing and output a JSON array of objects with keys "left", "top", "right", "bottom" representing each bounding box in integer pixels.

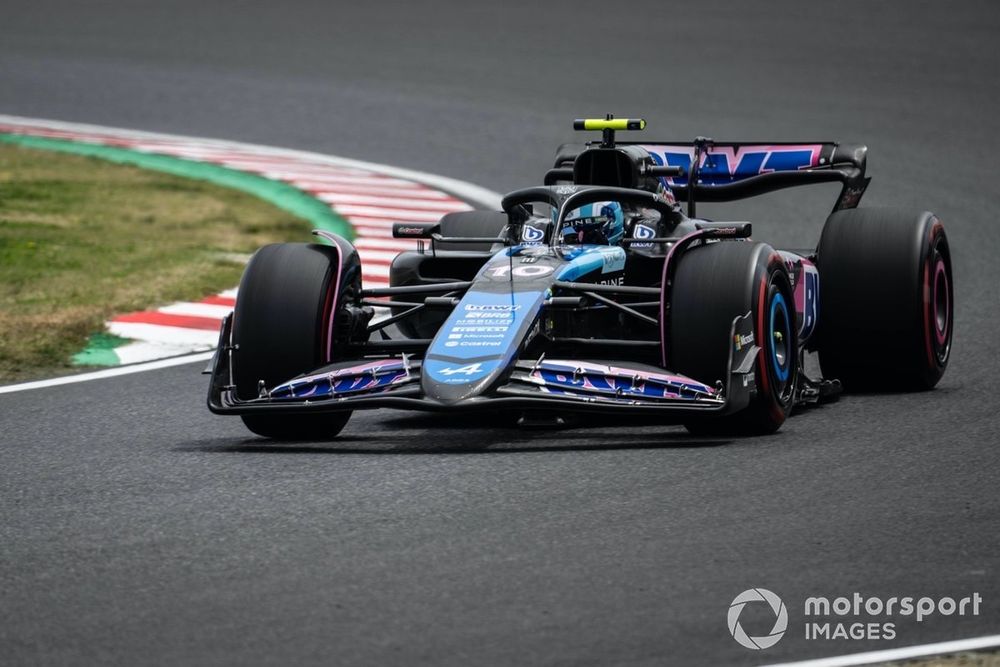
[{"left": 553, "top": 141, "right": 870, "bottom": 213}]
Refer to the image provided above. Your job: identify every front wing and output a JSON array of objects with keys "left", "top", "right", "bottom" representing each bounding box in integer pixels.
[{"left": 208, "top": 312, "right": 760, "bottom": 418}]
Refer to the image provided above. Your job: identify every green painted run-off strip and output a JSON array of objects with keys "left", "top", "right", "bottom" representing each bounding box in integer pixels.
[
  {"left": 71, "top": 333, "right": 131, "bottom": 366},
  {"left": 0, "top": 132, "right": 355, "bottom": 240}
]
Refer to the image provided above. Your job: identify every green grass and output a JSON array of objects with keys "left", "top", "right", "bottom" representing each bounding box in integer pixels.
[{"left": 0, "top": 143, "right": 309, "bottom": 382}]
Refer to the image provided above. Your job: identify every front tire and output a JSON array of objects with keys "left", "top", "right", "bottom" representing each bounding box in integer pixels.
[
  {"left": 240, "top": 411, "right": 352, "bottom": 441},
  {"left": 666, "top": 241, "right": 797, "bottom": 436},
  {"left": 232, "top": 241, "right": 361, "bottom": 440},
  {"left": 815, "top": 208, "right": 952, "bottom": 391}
]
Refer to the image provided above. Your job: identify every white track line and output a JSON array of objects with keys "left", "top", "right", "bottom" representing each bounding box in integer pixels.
[
  {"left": 0, "top": 352, "right": 215, "bottom": 395},
  {"left": 760, "top": 633, "right": 1000, "bottom": 667}
]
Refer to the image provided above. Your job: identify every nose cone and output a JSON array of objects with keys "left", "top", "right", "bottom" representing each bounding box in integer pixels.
[
  {"left": 422, "top": 356, "right": 504, "bottom": 404},
  {"left": 420, "top": 288, "right": 548, "bottom": 404}
]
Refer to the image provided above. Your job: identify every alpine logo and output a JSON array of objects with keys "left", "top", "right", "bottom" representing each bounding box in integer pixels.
[{"left": 439, "top": 362, "right": 484, "bottom": 376}]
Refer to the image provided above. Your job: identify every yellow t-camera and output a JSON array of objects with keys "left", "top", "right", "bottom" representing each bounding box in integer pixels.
[{"left": 573, "top": 118, "right": 646, "bottom": 131}]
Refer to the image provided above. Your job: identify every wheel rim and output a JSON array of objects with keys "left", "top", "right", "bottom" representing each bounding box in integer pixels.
[
  {"left": 932, "top": 257, "right": 949, "bottom": 346},
  {"left": 924, "top": 232, "right": 952, "bottom": 369},
  {"left": 768, "top": 291, "right": 792, "bottom": 387}
]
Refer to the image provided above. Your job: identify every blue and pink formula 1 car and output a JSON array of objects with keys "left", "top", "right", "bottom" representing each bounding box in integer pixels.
[{"left": 207, "top": 117, "right": 953, "bottom": 439}]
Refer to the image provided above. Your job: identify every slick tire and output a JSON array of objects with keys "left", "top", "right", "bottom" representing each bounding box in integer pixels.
[
  {"left": 232, "top": 240, "right": 360, "bottom": 439},
  {"left": 667, "top": 241, "right": 797, "bottom": 436},
  {"left": 815, "top": 208, "right": 952, "bottom": 391}
]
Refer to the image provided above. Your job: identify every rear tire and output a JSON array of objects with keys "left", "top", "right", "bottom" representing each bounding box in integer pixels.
[
  {"left": 667, "top": 241, "right": 797, "bottom": 436},
  {"left": 815, "top": 208, "right": 952, "bottom": 391},
  {"left": 232, "top": 240, "right": 361, "bottom": 440}
]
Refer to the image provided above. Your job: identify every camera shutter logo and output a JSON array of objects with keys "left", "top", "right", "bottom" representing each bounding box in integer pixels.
[{"left": 728, "top": 588, "right": 788, "bottom": 650}]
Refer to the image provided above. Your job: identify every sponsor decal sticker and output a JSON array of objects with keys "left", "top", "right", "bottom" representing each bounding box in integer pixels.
[
  {"left": 632, "top": 223, "right": 656, "bottom": 248},
  {"left": 635, "top": 223, "right": 656, "bottom": 239},
  {"left": 424, "top": 358, "right": 497, "bottom": 383},
  {"left": 734, "top": 332, "right": 754, "bottom": 351},
  {"left": 425, "top": 289, "right": 546, "bottom": 384},
  {"left": 522, "top": 225, "right": 545, "bottom": 243},
  {"left": 800, "top": 265, "right": 819, "bottom": 340},
  {"left": 600, "top": 247, "right": 626, "bottom": 273},
  {"left": 438, "top": 362, "right": 485, "bottom": 376},
  {"left": 596, "top": 275, "right": 625, "bottom": 286},
  {"left": 644, "top": 144, "right": 822, "bottom": 186},
  {"left": 465, "top": 304, "right": 520, "bottom": 311}
]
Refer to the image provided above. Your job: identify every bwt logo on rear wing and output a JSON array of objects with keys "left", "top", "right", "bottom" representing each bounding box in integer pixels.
[{"left": 641, "top": 144, "right": 824, "bottom": 187}]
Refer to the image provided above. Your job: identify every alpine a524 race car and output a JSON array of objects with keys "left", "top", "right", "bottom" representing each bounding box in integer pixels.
[{"left": 207, "top": 117, "right": 953, "bottom": 439}]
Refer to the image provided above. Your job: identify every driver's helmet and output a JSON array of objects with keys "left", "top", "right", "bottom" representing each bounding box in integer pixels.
[{"left": 559, "top": 201, "right": 624, "bottom": 245}]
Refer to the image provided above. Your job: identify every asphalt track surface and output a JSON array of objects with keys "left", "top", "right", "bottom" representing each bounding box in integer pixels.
[{"left": 2, "top": 2, "right": 999, "bottom": 665}]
